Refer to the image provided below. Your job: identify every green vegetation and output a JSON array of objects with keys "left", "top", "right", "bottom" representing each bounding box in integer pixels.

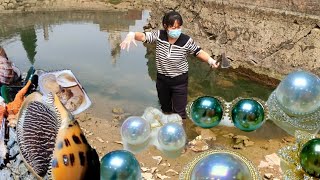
[{"left": 109, "top": 0, "right": 122, "bottom": 5}]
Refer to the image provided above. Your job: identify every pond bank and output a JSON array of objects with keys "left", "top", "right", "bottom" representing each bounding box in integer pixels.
[{"left": 1, "top": 0, "right": 319, "bottom": 81}]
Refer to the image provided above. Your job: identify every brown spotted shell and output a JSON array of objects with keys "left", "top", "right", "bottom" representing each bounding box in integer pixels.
[{"left": 50, "top": 94, "right": 99, "bottom": 180}]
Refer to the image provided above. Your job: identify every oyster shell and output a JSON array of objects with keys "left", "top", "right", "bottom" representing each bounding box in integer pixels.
[
  {"left": 57, "top": 88, "right": 73, "bottom": 104},
  {"left": 39, "top": 70, "right": 92, "bottom": 115},
  {"left": 56, "top": 73, "right": 77, "bottom": 87},
  {"left": 65, "top": 95, "right": 83, "bottom": 112},
  {"left": 40, "top": 74, "right": 61, "bottom": 94}
]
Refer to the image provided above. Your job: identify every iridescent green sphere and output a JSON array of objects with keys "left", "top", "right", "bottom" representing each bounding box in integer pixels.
[
  {"left": 188, "top": 96, "right": 223, "bottom": 128},
  {"left": 100, "top": 150, "right": 141, "bottom": 180},
  {"left": 231, "top": 99, "right": 265, "bottom": 132},
  {"left": 300, "top": 138, "right": 320, "bottom": 178}
]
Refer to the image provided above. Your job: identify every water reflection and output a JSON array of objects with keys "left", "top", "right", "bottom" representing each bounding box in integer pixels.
[
  {"left": 108, "top": 32, "right": 121, "bottom": 66},
  {"left": 0, "top": 10, "right": 276, "bottom": 120},
  {"left": 20, "top": 27, "right": 37, "bottom": 64}
]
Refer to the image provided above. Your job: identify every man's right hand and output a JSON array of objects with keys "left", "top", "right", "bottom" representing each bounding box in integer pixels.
[
  {"left": 120, "top": 32, "right": 137, "bottom": 52},
  {"left": 208, "top": 57, "right": 220, "bottom": 68}
]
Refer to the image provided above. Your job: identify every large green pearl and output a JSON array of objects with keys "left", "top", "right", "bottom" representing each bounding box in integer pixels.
[
  {"left": 188, "top": 96, "right": 223, "bottom": 128},
  {"left": 100, "top": 150, "right": 141, "bottom": 180},
  {"left": 231, "top": 99, "right": 265, "bottom": 132},
  {"left": 300, "top": 138, "right": 320, "bottom": 178}
]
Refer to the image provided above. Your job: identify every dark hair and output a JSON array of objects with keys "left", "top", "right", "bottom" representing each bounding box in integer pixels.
[{"left": 162, "top": 11, "right": 183, "bottom": 29}]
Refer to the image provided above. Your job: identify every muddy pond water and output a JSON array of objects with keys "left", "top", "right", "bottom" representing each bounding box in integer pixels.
[{"left": 0, "top": 10, "right": 276, "bottom": 117}]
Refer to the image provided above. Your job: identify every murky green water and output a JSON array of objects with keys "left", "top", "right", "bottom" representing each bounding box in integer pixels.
[{"left": 0, "top": 10, "right": 276, "bottom": 119}]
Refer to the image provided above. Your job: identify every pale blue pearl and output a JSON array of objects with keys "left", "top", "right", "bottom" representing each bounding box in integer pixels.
[
  {"left": 275, "top": 70, "right": 320, "bottom": 116},
  {"left": 157, "top": 122, "right": 186, "bottom": 151},
  {"left": 191, "top": 153, "right": 252, "bottom": 180},
  {"left": 121, "top": 116, "right": 151, "bottom": 145}
]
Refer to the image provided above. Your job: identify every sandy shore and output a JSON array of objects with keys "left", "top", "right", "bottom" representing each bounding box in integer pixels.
[{"left": 77, "top": 109, "right": 293, "bottom": 180}]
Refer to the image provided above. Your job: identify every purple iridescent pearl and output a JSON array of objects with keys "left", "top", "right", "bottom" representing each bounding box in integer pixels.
[{"left": 191, "top": 153, "right": 252, "bottom": 180}]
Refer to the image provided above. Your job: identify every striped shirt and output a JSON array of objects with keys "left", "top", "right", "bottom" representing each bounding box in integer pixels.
[{"left": 144, "top": 30, "right": 201, "bottom": 77}]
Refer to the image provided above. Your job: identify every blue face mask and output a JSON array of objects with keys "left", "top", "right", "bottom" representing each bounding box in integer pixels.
[{"left": 168, "top": 29, "right": 182, "bottom": 39}]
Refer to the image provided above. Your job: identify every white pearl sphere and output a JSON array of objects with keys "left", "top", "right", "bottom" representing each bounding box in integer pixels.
[
  {"left": 275, "top": 70, "right": 320, "bottom": 116},
  {"left": 157, "top": 122, "right": 186, "bottom": 151},
  {"left": 121, "top": 116, "right": 151, "bottom": 145}
]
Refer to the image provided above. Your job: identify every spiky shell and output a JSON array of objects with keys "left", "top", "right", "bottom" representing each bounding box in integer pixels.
[
  {"left": 16, "top": 92, "right": 60, "bottom": 179},
  {"left": 17, "top": 93, "right": 99, "bottom": 179}
]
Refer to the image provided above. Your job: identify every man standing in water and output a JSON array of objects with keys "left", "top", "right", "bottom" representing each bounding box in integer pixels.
[{"left": 120, "top": 11, "right": 219, "bottom": 125}]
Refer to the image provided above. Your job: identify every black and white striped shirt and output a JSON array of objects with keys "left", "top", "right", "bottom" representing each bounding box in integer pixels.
[{"left": 144, "top": 30, "right": 201, "bottom": 77}]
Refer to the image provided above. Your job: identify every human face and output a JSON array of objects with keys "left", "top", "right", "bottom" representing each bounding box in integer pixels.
[{"left": 167, "top": 20, "right": 182, "bottom": 39}]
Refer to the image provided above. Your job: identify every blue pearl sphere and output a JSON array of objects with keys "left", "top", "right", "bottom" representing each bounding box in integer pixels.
[
  {"left": 231, "top": 99, "right": 265, "bottom": 132},
  {"left": 275, "top": 70, "right": 320, "bottom": 116},
  {"left": 157, "top": 122, "right": 186, "bottom": 151},
  {"left": 191, "top": 153, "right": 252, "bottom": 179},
  {"left": 100, "top": 150, "right": 141, "bottom": 180},
  {"left": 300, "top": 138, "right": 320, "bottom": 178},
  {"left": 121, "top": 116, "right": 151, "bottom": 145},
  {"left": 188, "top": 96, "right": 223, "bottom": 128}
]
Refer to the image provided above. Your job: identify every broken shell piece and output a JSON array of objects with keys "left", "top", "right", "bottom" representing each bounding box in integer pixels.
[
  {"left": 165, "top": 169, "right": 179, "bottom": 175},
  {"left": 142, "top": 173, "right": 153, "bottom": 180},
  {"left": 152, "top": 156, "right": 162, "bottom": 165},
  {"left": 195, "top": 127, "right": 217, "bottom": 141},
  {"left": 141, "top": 167, "right": 150, "bottom": 172},
  {"left": 156, "top": 173, "right": 170, "bottom": 180},
  {"left": 113, "top": 141, "right": 123, "bottom": 145},
  {"left": 188, "top": 136, "right": 209, "bottom": 152},
  {"left": 56, "top": 73, "right": 77, "bottom": 87},
  {"left": 150, "top": 167, "right": 157, "bottom": 173}
]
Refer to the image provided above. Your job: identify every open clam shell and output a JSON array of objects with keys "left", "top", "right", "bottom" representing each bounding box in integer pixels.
[
  {"left": 39, "top": 73, "right": 61, "bottom": 95},
  {"left": 56, "top": 72, "right": 77, "bottom": 87},
  {"left": 39, "top": 70, "right": 92, "bottom": 115}
]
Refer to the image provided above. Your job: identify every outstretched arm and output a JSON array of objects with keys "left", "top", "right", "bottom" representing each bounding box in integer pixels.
[
  {"left": 120, "top": 32, "right": 146, "bottom": 51},
  {"left": 196, "top": 50, "right": 219, "bottom": 68}
]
